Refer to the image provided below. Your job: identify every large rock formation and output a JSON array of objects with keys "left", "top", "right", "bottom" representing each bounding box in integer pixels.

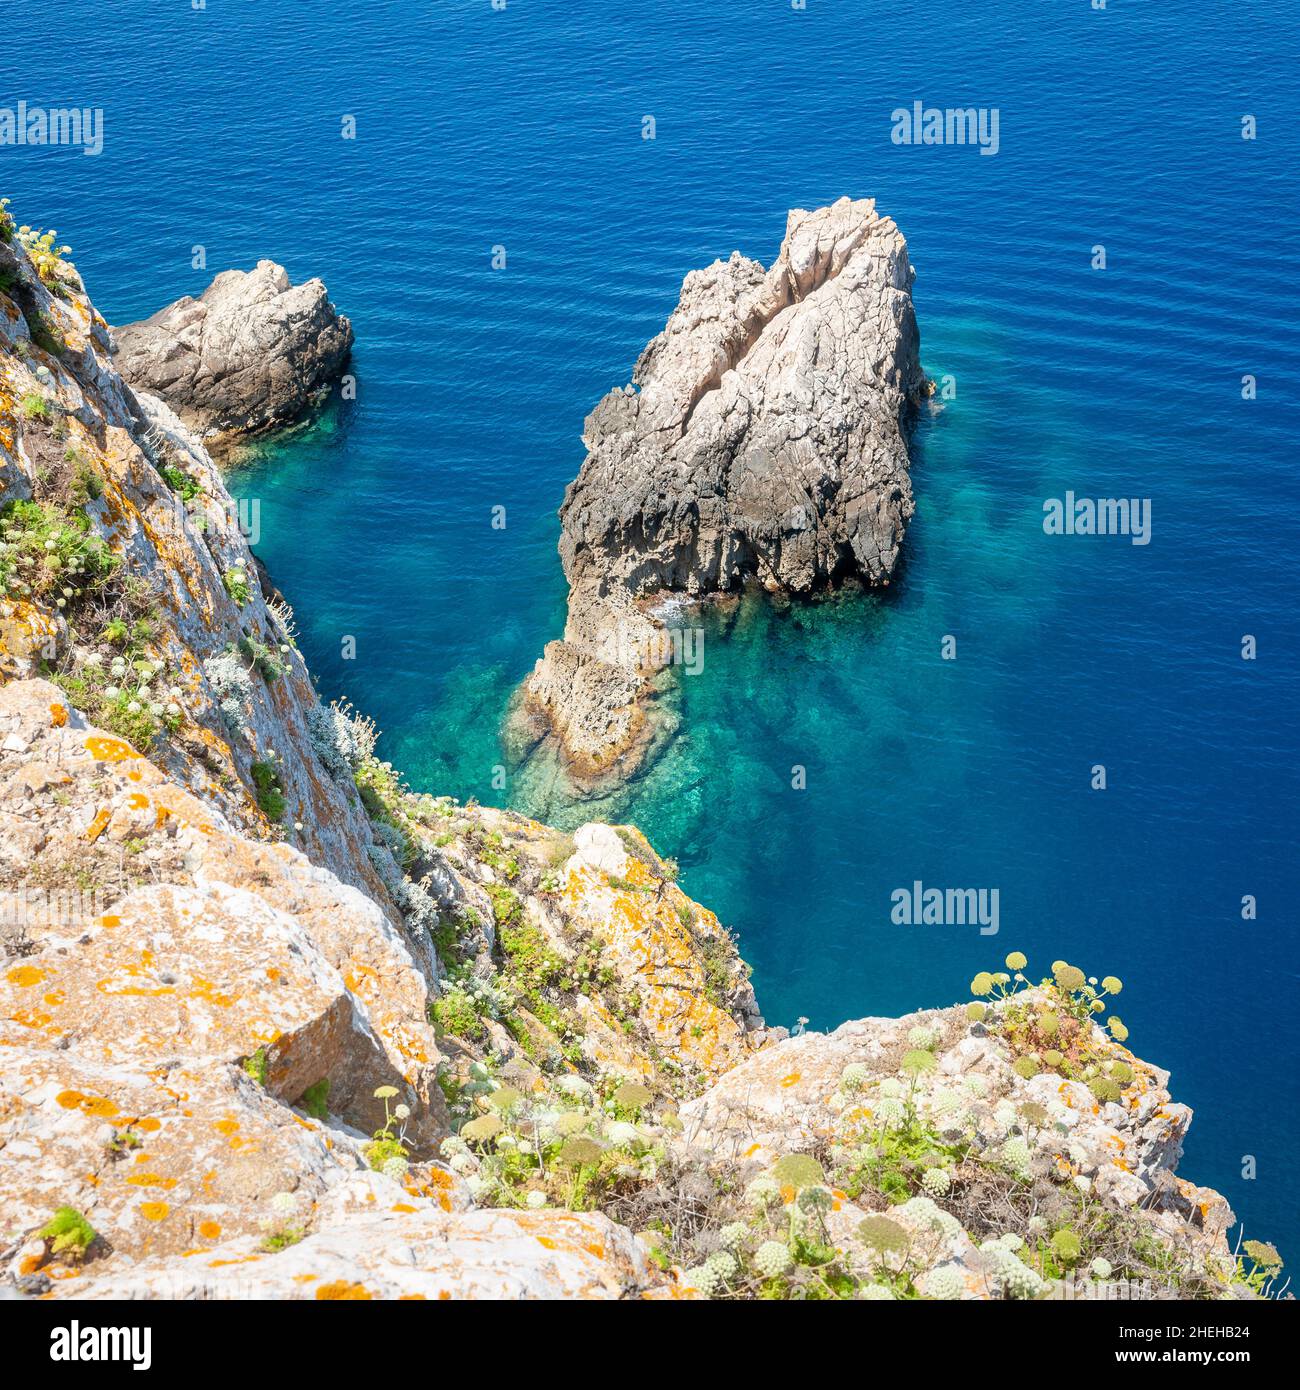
[
  {"left": 518, "top": 197, "right": 926, "bottom": 781},
  {"left": 111, "top": 260, "right": 352, "bottom": 445}
]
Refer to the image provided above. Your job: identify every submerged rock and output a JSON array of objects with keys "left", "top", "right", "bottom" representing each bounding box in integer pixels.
[
  {"left": 520, "top": 197, "right": 925, "bottom": 782},
  {"left": 111, "top": 260, "right": 352, "bottom": 444}
]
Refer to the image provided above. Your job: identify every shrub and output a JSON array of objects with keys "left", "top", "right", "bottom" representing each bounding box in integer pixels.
[
  {"left": 203, "top": 647, "right": 254, "bottom": 736},
  {"left": 0, "top": 498, "right": 116, "bottom": 605},
  {"left": 223, "top": 566, "right": 252, "bottom": 607},
  {"left": 65, "top": 448, "right": 103, "bottom": 503},
  {"left": 39, "top": 1206, "right": 97, "bottom": 1259},
  {"left": 51, "top": 656, "right": 180, "bottom": 753},
  {"left": 25, "top": 309, "right": 64, "bottom": 356},
  {"left": 300, "top": 1078, "right": 330, "bottom": 1120},
  {"left": 307, "top": 700, "right": 377, "bottom": 778},
  {"left": 250, "top": 760, "right": 286, "bottom": 821},
  {"left": 160, "top": 463, "right": 201, "bottom": 501},
  {"left": 237, "top": 635, "right": 283, "bottom": 682},
  {"left": 431, "top": 986, "right": 488, "bottom": 1042},
  {"left": 16, "top": 224, "right": 72, "bottom": 287}
]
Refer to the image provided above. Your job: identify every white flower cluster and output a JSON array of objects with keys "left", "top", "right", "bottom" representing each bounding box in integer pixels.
[
  {"left": 682, "top": 1250, "right": 737, "bottom": 1297},
  {"left": 920, "top": 1265, "right": 965, "bottom": 1300},
  {"left": 307, "top": 701, "right": 376, "bottom": 779},
  {"left": 839, "top": 1062, "right": 869, "bottom": 1094},
  {"left": 744, "top": 1175, "right": 782, "bottom": 1210},
  {"left": 1000, "top": 1135, "right": 1033, "bottom": 1179},
  {"left": 896, "top": 1195, "right": 960, "bottom": 1242},
  {"left": 979, "top": 1233, "right": 1051, "bottom": 1299},
  {"left": 921, "top": 1166, "right": 952, "bottom": 1197},
  {"left": 754, "top": 1240, "right": 792, "bottom": 1278},
  {"left": 203, "top": 648, "right": 253, "bottom": 735}
]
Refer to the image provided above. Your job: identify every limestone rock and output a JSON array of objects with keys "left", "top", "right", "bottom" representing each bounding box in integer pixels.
[
  {"left": 53, "top": 1207, "right": 678, "bottom": 1301},
  {"left": 0, "top": 678, "right": 448, "bottom": 1149},
  {"left": 112, "top": 260, "right": 352, "bottom": 443},
  {"left": 522, "top": 197, "right": 924, "bottom": 779}
]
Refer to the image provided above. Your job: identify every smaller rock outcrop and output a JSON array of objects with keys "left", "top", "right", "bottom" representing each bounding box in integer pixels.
[{"left": 112, "top": 261, "right": 352, "bottom": 444}]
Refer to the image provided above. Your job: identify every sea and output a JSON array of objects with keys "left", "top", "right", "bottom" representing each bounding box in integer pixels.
[{"left": 8, "top": 0, "right": 1298, "bottom": 1259}]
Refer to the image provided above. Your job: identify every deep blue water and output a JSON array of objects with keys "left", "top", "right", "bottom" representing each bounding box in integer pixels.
[{"left": 8, "top": 0, "right": 1298, "bottom": 1260}]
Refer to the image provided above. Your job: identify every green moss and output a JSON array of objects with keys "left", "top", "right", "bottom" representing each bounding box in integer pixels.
[
  {"left": 243, "top": 1046, "right": 269, "bottom": 1086},
  {"left": 160, "top": 463, "right": 202, "bottom": 501},
  {"left": 0, "top": 498, "right": 116, "bottom": 605},
  {"left": 260, "top": 1225, "right": 305, "bottom": 1253},
  {"left": 39, "top": 1206, "right": 97, "bottom": 1257},
  {"left": 430, "top": 987, "right": 487, "bottom": 1042},
  {"left": 250, "top": 761, "right": 286, "bottom": 822},
  {"left": 300, "top": 1078, "right": 330, "bottom": 1119}
]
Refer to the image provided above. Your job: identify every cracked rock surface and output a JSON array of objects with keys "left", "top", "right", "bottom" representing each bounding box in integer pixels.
[{"left": 519, "top": 198, "right": 924, "bottom": 781}]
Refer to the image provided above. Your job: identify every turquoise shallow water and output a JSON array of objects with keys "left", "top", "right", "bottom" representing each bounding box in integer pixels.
[{"left": 9, "top": 0, "right": 1299, "bottom": 1254}]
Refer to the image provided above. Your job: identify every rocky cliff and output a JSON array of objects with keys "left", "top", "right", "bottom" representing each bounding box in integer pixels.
[
  {"left": 0, "top": 199, "right": 1279, "bottom": 1301},
  {"left": 517, "top": 197, "right": 927, "bottom": 783}
]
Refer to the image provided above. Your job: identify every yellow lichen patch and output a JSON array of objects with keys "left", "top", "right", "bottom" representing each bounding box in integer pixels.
[
  {"left": 85, "top": 735, "right": 139, "bottom": 763},
  {"left": 126, "top": 1172, "right": 177, "bottom": 1189},
  {"left": 100, "top": 914, "right": 121, "bottom": 929},
  {"left": 213, "top": 1118, "right": 240, "bottom": 1137},
  {"left": 49, "top": 702, "right": 68, "bottom": 728},
  {"left": 198, "top": 1221, "right": 222, "bottom": 1241},
  {"left": 127, "top": 792, "right": 149, "bottom": 810},
  {"left": 316, "top": 1281, "right": 373, "bottom": 1300},
  {"left": 6, "top": 965, "right": 44, "bottom": 988},
  {"left": 56, "top": 1090, "right": 85, "bottom": 1109},
  {"left": 187, "top": 977, "right": 235, "bottom": 1008},
  {"left": 96, "top": 979, "right": 175, "bottom": 999},
  {"left": 536, "top": 1236, "right": 559, "bottom": 1250},
  {"left": 85, "top": 807, "right": 112, "bottom": 842},
  {"left": 139, "top": 1201, "right": 169, "bottom": 1221},
  {"left": 78, "top": 1095, "right": 119, "bottom": 1118},
  {"left": 780, "top": 1072, "right": 801, "bottom": 1088},
  {"left": 391, "top": 1203, "right": 418, "bottom": 1214},
  {"left": 10, "top": 1006, "right": 53, "bottom": 1029}
]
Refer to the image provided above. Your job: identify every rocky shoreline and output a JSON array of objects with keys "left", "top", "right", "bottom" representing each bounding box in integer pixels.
[
  {"left": 517, "top": 197, "right": 927, "bottom": 786},
  {"left": 0, "top": 198, "right": 1280, "bottom": 1300}
]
